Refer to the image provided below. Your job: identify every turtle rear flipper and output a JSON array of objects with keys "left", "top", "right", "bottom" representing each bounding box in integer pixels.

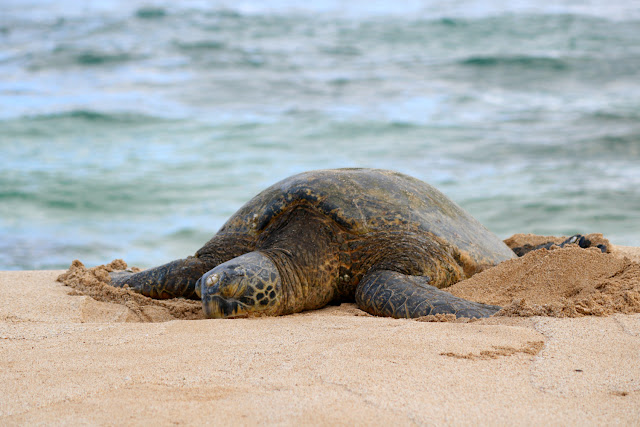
[
  {"left": 355, "top": 270, "right": 500, "bottom": 319},
  {"left": 511, "top": 234, "right": 608, "bottom": 257}
]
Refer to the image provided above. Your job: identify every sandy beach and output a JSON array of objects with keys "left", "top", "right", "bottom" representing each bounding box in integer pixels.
[
  {"left": 4, "top": 1, "right": 639, "bottom": 424},
  {"left": 1, "top": 243, "right": 640, "bottom": 425}
]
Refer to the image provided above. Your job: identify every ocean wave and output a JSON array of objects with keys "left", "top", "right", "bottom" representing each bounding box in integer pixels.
[
  {"left": 459, "top": 55, "right": 568, "bottom": 71},
  {"left": 73, "top": 51, "right": 136, "bottom": 66},
  {"left": 134, "top": 7, "right": 167, "bottom": 19},
  {"left": 0, "top": 110, "right": 171, "bottom": 136},
  {"left": 579, "top": 133, "right": 640, "bottom": 157},
  {"left": 14, "top": 110, "right": 166, "bottom": 124},
  {"left": 588, "top": 110, "right": 640, "bottom": 121},
  {"left": 46, "top": 44, "right": 140, "bottom": 67},
  {"left": 172, "top": 40, "right": 226, "bottom": 51},
  {"left": 22, "top": 45, "right": 142, "bottom": 71}
]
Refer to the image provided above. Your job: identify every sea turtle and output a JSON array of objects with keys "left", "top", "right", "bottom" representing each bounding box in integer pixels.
[{"left": 110, "top": 168, "right": 517, "bottom": 319}]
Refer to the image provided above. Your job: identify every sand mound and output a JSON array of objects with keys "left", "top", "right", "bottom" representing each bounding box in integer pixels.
[
  {"left": 449, "top": 245, "right": 640, "bottom": 317},
  {"left": 57, "top": 260, "right": 204, "bottom": 322},
  {"left": 504, "top": 232, "right": 611, "bottom": 255}
]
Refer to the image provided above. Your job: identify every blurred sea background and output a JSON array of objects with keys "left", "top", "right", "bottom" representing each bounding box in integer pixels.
[{"left": 1, "top": 0, "right": 639, "bottom": 270}]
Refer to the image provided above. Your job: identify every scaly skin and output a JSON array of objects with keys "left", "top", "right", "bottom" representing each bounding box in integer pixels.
[
  {"left": 109, "top": 234, "right": 254, "bottom": 299},
  {"left": 355, "top": 271, "right": 501, "bottom": 318},
  {"left": 196, "top": 252, "right": 283, "bottom": 318}
]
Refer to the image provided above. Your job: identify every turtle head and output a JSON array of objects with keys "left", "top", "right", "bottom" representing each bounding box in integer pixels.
[{"left": 195, "top": 252, "right": 283, "bottom": 318}]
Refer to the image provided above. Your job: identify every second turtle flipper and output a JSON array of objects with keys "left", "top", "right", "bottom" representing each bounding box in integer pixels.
[
  {"left": 355, "top": 270, "right": 500, "bottom": 319},
  {"left": 510, "top": 234, "right": 607, "bottom": 257}
]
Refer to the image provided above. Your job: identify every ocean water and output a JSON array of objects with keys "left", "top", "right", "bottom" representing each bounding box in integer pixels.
[{"left": 1, "top": 0, "right": 639, "bottom": 270}]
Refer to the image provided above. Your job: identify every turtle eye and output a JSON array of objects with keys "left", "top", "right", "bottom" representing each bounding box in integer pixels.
[
  {"left": 219, "top": 276, "right": 246, "bottom": 299},
  {"left": 219, "top": 282, "right": 237, "bottom": 298}
]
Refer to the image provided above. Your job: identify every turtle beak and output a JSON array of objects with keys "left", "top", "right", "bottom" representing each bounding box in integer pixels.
[
  {"left": 194, "top": 277, "right": 202, "bottom": 298},
  {"left": 202, "top": 295, "right": 249, "bottom": 319}
]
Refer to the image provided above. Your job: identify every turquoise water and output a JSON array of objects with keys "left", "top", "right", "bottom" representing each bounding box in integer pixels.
[{"left": 1, "top": 0, "right": 639, "bottom": 270}]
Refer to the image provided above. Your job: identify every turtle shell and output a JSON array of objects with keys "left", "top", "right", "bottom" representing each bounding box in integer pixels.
[{"left": 218, "top": 168, "right": 515, "bottom": 266}]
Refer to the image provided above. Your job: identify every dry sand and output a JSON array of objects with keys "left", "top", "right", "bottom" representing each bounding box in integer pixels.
[{"left": 2, "top": 238, "right": 640, "bottom": 425}]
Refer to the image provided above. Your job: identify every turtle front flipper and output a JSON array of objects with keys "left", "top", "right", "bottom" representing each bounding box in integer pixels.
[
  {"left": 355, "top": 270, "right": 500, "bottom": 319},
  {"left": 109, "top": 257, "right": 208, "bottom": 299}
]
